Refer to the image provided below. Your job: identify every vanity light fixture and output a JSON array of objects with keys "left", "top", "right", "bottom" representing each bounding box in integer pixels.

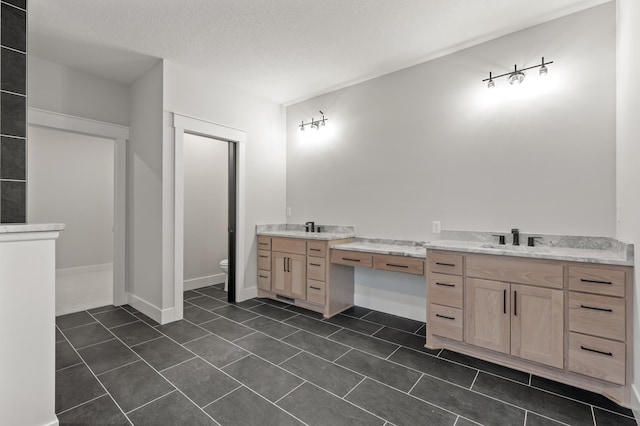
[
  {"left": 299, "top": 110, "right": 328, "bottom": 131},
  {"left": 483, "top": 57, "right": 553, "bottom": 88}
]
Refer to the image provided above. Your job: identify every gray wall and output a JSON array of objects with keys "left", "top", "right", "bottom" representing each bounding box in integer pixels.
[
  {"left": 615, "top": 0, "right": 640, "bottom": 408},
  {"left": 285, "top": 3, "right": 616, "bottom": 320},
  {"left": 27, "top": 126, "right": 114, "bottom": 269},
  {"left": 183, "top": 133, "right": 228, "bottom": 283},
  {"left": 0, "top": 0, "right": 27, "bottom": 223},
  {"left": 28, "top": 56, "right": 130, "bottom": 126}
]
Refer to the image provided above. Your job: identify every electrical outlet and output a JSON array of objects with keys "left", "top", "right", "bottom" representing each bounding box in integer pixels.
[
  {"left": 432, "top": 220, "right": 441, "bottom": 233},
  {"left": 286, "top": 207, "right": 292, "bottom": 217}
]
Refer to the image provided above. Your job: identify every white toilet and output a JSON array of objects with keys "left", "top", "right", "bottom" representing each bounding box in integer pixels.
[{"left": 219, "top": 259, "right": 229, "bottom": 291}]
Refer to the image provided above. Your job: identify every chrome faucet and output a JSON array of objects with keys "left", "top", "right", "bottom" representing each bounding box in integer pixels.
[
  {"left": 511, "top": 228, "right": 520, "bottom": 246},
  {"left": 305, "top": 221, "right": 315, "bottom": 232}
]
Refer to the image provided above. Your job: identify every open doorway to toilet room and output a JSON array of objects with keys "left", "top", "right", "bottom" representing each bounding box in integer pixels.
[
  {"left": 183, "top": 133, "right": 230, "bottom": 294},
  {"left": 28, "top": 126, "right": 115, "bottom": 315}
]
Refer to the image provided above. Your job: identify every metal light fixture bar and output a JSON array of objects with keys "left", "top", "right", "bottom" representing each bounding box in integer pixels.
[
  {"left": 299, "top": 110, "right": 328, "bottom": 131},
  {"left": 482, "top": 57, "right": 553, "bottom": 87}
]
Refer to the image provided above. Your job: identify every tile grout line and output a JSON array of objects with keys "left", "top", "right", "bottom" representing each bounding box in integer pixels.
[
  {"left": 55, "top": 361, "right": 84, "bottom": 373},
  {"left": 86, "top": 311, "right": 223, "bottom": 426},
  {"left": 128, "top": 334, "right": 165, "bottom": 348},
  {"left": 523, "top": 410, "right": 527, "bottom": 426},
  {"left": 277, "top": 349, "right": 304, "bottom": 366},
  {"left": 407, "top": 373, "right": 424, "bottom": 394},
  {"left": 158, "top": 355, "right": 198, "bottom": 373},
  {"left": 241, "top": 384, "right": 312, "bottom": 426},
  {"left": 54, "top": 393, "right": 109, "bottom": 418},
  {"left": 274, "top": 381, "right": 307, "bottom": 405},
  {"left": 591, "top": 405, "right": 597, "bottom": 426},
  {"left": 124, "top": 389, "right": 177, "bottom": 415},
  {"left": 96, "top": 359, "right": 143, "bottom": 377},
  {"left": 200, "top": 384, "right": 243, "bottom": 410},
  {"left": 57, "top": 314, "right": 135, "bottom": 425},
  {"left": 469, "top": 370, "right": 480, "bottom": 390}
]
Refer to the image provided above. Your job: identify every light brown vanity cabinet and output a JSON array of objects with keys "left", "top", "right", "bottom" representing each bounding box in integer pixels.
[
  {"left": 257, "top": 236, "right": 272, "bottom": 291},
  {"left": 464, "top": 255, "right": 564, "bottom": 369},
  {"left": 257, "top": 236, "right": 354, "bottom": 318},
  {"left": 426, "top": 249, "right": 634, "bottom": 406}
]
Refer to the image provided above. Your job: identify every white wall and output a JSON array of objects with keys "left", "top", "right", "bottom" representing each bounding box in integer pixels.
[
  {"left": 128, "top": 61, "right": 164, "bottom": 313},
  {"left": 286, "top": 3, "right": 616, "bottom": 320},
  {"left": 28, "top": 56, "right": 130, "bottom": 126},
  {"left": 164, "top": 61, "right": 287, "bottom": 301},
  {"left": 27, "top": 126, "right": 114, "bottom": 269},
  {"left": 27, "top": 126, "right": 115, "bottom": 314},
  {"left": 615, "top": 0, "right": 640, "bottom": 414},
  {"left": 183, "top": 133, "right": 228, "bottom": 286}
]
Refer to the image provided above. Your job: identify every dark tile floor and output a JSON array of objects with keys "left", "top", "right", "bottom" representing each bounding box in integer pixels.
[{"left": 55, "top": 283, "right": 636, "bottom": 426}]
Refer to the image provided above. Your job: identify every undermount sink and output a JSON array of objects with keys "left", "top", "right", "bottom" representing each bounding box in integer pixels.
[{"left": 478, "top": 243, "right": 547, "bottom": 252}]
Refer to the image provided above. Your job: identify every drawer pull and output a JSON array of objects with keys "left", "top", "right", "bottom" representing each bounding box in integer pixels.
[
  {"left": 513, "top": 290, "right": 517, "bottom": 316},
  {"left": 435, "top": 282, "right": 455, "bottom": 287},
  {"left": 259, "top": 242, "right": 269, "bottom": 246},
  {"left": 310, "top": 263, "right": 321, "bottom": 267},
  {"left": 309, "top": 248, "right": 321, "bottom": 252},
  {"left": 580, "top": 304, "right": 613, "bottom": 313},
  {"left": 343, "top": 257, "right": 361, "bottom": 262},
  {"left": 310, "top": 286, "right": 321, "bottom": 290},
  {"left": 386, "top": 263, "right": 409, "bottom": 269},
  {"left": 503, "top": 289, "right": 506, "bottom": 314},
  {"left": 580, "top": 345, "right": 613, "bottom": 357},
  {"left": 259, "top": 255, "right": 268, "bottom": 258},
  {"left": 435, "top": 262, "right": 456, "bottom": 267},
  {"left": 259, "top": 274, "right": 268, "bottom": 279},
  {"left": 580, "top": 278, "right": 613, "bottom": 285},
  {"left": 436, "top": 313, "right": 455, "bottom": 321}
]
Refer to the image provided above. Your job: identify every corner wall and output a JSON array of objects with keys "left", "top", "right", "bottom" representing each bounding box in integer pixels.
[
  {"left": 286, "top": 3, "right": 616, "bottom": 320},
  {"left": 615, "top": 0, "right": 640, "bottom": 417}
]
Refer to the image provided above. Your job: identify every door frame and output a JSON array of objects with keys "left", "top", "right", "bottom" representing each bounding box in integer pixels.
[
  {"left": 172, "top": 113, "right": 246, "bottom": 318},
  {"left": 27, "top": 107, "right": 129, "bottom": 305}
]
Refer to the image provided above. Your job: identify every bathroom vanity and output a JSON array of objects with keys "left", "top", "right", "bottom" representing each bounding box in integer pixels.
[
  {"left": 256, "top": 225, "right": 356, "bottom": 317},
  {"left": 425, "top": 232, "right": 634, "bottom": 406}
]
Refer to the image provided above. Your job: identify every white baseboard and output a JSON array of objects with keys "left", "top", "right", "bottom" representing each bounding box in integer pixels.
[
  {"left": 56, "top": 263, "right": 113, "bottom": 316},
  {"left": 127, "top": 292, "right": 176, "bottom": 325},
  {"left": 44, "top": 417, "right": 59, "bottom": 426},
  {"left": 631, "top": 384, "right": 640, "bottom": 425},
  {"left": 184, "top": 273, "right": 225, "bottom": 291}
]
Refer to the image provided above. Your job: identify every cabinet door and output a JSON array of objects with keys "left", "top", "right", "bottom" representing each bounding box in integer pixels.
[
  {"left": 272, "top": 252, "right": 288, "bottom": 296},
  {"left": 289, "top": 253, "right": 307, "bottom": 300},
  {"left": 511, "top": 284, "right": 564, "bottom": 369},
  {"left": 465, "top": 278, "right": 510, "bottom": 354}
]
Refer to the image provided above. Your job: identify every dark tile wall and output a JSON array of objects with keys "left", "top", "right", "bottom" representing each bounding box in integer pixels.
[{"left": 0, "top": 0, "right": 27, "bottom": 223}]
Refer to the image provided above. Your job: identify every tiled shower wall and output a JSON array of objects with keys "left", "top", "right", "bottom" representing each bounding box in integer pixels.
[{"left": 0, "top": 0, "right": 27, "bottom": 223}]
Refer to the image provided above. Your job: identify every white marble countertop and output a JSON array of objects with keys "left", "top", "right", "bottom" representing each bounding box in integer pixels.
[
  {"left": 425, "top": 239, "right": 633, "bottom": 266},
  {"left": 332, "top": 239, "right": 426, "bottom": 259},
  {"left": 0, "top": 223, "right": 65, "bottom": 234},
  {"left": 257, "top": 229, "right": 356, "bottom": 241}
]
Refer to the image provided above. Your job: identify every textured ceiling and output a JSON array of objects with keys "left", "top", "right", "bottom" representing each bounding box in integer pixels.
[{"left": 28, "top": 0, "right": 610, "bottom": 105}]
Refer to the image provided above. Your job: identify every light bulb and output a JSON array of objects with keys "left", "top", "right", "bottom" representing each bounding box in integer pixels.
[
  {"left": 509, "top": 71, "right": 525, "bottom": 85},
  {"left": 487, "top": 79, "right": 495, "bottom": 89},
  {"left": 539, "top": 65, "right": 548, "bottom": 76}
]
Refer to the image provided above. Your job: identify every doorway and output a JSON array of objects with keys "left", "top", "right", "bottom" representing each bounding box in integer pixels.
[
  {"left": 173, "top": 113, "right": 246, "bottom": 320},
  {"left": 182, "top": 134, "right": 231, "bottom": 296},
  {"left": 28, "top": 108, "right": 129, "bottom": 311}
]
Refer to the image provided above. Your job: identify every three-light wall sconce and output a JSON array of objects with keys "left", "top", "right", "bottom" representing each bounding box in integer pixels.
[
  {"left": 299, "top": 110, "right": 328, "bottom": 131},
  {"left": 483, "top": 57, "right": 553, "bottom": 88}
]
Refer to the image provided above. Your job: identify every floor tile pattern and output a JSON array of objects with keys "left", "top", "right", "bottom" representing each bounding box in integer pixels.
[{"left": 55, "top": 284, "right": 635, "bottom": 425}]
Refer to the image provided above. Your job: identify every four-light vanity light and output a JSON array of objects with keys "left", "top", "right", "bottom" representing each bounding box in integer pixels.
[
  {"left": 483, "top": 57, "right": 553, "bottom": 89},
  {"left": 299, "top": 110, "right": 328, "bottom": 131}
]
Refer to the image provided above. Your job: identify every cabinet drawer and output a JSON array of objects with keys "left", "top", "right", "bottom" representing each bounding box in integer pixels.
[
  {"left": 257, "top": 236, "right": 271, "bottom": 251},
  {"left": 306, "top": 279, "right": 325, "bottom": 305},
  {"left": 257, "top": 270, "right": 271, "bottom": 291},
  {"left": 466, "top": 255, "right": 563, "bottom": 289},
  {"left": 428, "top": 252, "right": 463, "bottom": 276},
  {"left": 374, "top": 255, "right": 424, "bottom": 275},
  {"left": 569, "top": 292, "right": 625, "bottom": 341},
  {"left": 569, "top": 332, "right": 625, "bottom": 385},
  {"left": 428, "top": 273, "right": 463, "bottom": 308},
  {"left": 307, "top": 257, "right": 326, "bottom": 281},
  {"left": 257, "top": 250, "right": 271, "bottom": 271},
  {"left": 307, "top": 241, "right": 326, "bottom": 258},
  {"left": 330, "top": 250, "right": 373, "bottom": 268},
  {"left": 569, "top": 266, "right": 626, "bottom": 297},
  {"left": 272, "top": 237, "right": 307, "bottom": 255},
  {"left": 429, "top": 304, "right": 463, "bottom": 342}
]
